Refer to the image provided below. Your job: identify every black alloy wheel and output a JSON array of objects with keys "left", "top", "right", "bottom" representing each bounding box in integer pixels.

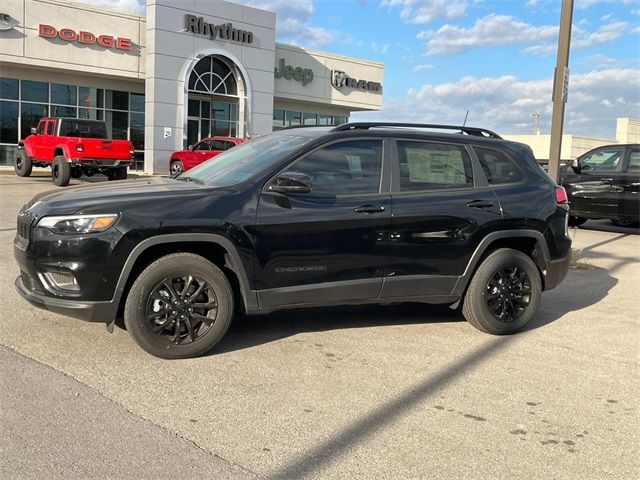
[
  {"left": 146, "top": 275, "right": 218, "bottom": 345},
  {"left": 484, "top": 266, "right": 532, "bottom": 323}
]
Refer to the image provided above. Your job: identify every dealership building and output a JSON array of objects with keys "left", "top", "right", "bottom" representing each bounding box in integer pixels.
[{"left": 0, "top": 0, "right": 384, "bottom": 173}]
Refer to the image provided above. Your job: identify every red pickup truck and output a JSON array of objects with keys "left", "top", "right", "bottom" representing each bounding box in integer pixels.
[{"left": 14, "top": 117, "right": 134, "bottom": 187}]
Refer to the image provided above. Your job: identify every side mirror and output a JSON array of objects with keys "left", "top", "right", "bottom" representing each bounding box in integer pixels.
[
  {"left": 267, "top": 172, "right": 312, "bottom": 194},
  {"left": 571, "top": 158, "right": 581, "bottom": 174},
  {"left": 30, "top": 127, "right": 37, "bottom": 135},
  {"left": 188, "top": 145, "right": 194, "bottom": 151}
]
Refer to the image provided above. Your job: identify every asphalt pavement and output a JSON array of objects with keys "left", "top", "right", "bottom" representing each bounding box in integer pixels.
[{"left": 0, "top": 173, "right": 638, "bottom": 479}]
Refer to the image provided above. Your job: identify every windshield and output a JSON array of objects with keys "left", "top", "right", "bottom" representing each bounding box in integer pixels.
[
  {"left": 59, "top": 120, "right": 108, "bottom": 139},
  {"left": 179, "top": 132, "right": 320, "bottom": 187}
]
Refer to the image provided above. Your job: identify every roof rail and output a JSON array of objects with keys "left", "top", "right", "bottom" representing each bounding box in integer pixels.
[{"left": 331, "top": 122, "right": 502, "bottom": 139}]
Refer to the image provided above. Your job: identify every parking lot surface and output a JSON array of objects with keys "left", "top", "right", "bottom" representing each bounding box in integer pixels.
[{"left": 0, "top": 172, "right": 638, "bottom": 479}]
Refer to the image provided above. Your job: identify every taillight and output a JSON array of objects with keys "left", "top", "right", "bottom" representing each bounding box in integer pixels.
[
  {"left": 555, "top": 186, "right": 568, "bottom": 204},
  {"left": 75, "top": 144, "right": 84, "bottom": 152}
]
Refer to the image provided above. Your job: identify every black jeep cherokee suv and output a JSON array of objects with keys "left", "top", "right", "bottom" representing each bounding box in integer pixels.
[{"left": 14, "top": 123, "right": 571, "bottom": 359}]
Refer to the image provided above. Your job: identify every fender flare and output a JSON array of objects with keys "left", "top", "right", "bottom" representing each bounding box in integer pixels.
[
  {"left": 53, "top": 145, "right": 71, "bottom": 160},
  {"left": 18, "top": 142, "right": 35, "bottom": 158},
  {"left": 452, "top": 229, "right": 551, "bottom": 295},
  {"left": 111, "top": 233, "right": 258, "bottom": 312}
]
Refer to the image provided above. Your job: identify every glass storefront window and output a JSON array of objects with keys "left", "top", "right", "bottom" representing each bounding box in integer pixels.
[
  {"left": 303, "top": 112, "right": 317, "bottom": 125},
  {"left": 79, "top": 87, "right": 104, "bottom": 108},
  {"left": 105, "top": 110, "right": 128, "bottom": 140},
  {"left": 188, "top": 99, "right": 200, "bottom": 117},
  {"left": 78, "top": 108, "right": 104, "bottom": 120},
  {"left": 0, "top": 101, "right": 19, "bottom": 143},
  {"left": 21, "top": 80, "right": 48, "bottom": 103},
  {"left": 201, "top": 119, "right": 210, "bottom": 138},
  {"left": 0, "top": 78, "right": 19, "bottom": 100},
  {"left": 318, "top": 114, "right": 332, "bottom": 126},
  {"left": 286, "top": 111, "right": 301, "bottom": 126},
  {"left": 20, "top": 103, "right": 48, "bottom": 139},
  {"left": 130, "top": 93, "right": 144, "bottom": 112},
  {"left": 130, "top": 112, "right": 144, "bottom": 150},
  {"left": 273, "top": 109, "right": 285, "bottom": 129},
  {"left": 333, "top": 116, "right": 348, "bottom": 125},
  {"left": 201, "top": 101, "right": 210, "bottom": 118},
  {"left": 105, "top": 90, "right": 129, "bottom": 111},
  {"left": 51, "top": 105, "right": 77, "bottom": 117},
  {"left": 212, "top": 101, "right": 230, "bottom": 120},
  {"left": 51, "top": 84, "right": 77, "bottom": 105}
]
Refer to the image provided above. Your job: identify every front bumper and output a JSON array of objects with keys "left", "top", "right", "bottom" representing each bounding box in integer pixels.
[
  {"left": 15, "top": 275, "right": 117, "bottom": 323},
  {"left": 544, "top": 252, "right": 571, "bottom": 290}
]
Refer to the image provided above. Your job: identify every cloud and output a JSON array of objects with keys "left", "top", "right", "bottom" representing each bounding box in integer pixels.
[
  {"left": 370, "top": 42, "right": 391, "bottom": 54},
  {"left": 420, "top": 14, "right": 558, "bottom": 55},
  {"left": 76, "top": 0, "right": 144, "bottom": 14},
  {"left": 351, "top": 68, "right": 640, "bottom": 138},
  {"left": 381, "top": 0, "right": 467, "bottom": 24},
  {"left": 577, "top": 0, "right": 636, "bottom": 9},
  {"left": 241, "top": 0, "right": 336, "bottom": 47},
  {"left": 413, "top": 64, "right": 434, "bottom": 72}
]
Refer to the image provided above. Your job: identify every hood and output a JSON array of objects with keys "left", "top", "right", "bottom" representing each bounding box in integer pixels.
[{"left": 26, "top": 177, "right": 227, "bottom": 215}]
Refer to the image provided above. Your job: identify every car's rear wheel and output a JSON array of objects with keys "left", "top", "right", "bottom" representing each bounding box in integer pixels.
[
  {"left": 170, "top": 160, "right": 184, "bottom": 176},
  {"left": 52, "top": 156, "right": 71, "bottom": 187},
  {"left": 568, "top": 215, "right": 587, "bottom": 227},
  {"left": 124, "top": 253, "right": 234, "bottom": 359},
  {"left": 14, "top": 150, "right": 33, "bottom": 177},
  {"left": 611, "top": 218, "right": 638, "bottom": 228},
  {"left": 462, "top": 248, "right": 541, "bottom": 335}
]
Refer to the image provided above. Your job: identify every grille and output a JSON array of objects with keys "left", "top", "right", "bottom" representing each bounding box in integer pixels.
[{"left": 17, "top": 209, "right": 36, "bottom": 242}]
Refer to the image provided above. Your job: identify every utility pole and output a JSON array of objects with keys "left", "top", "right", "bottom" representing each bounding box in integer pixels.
[{"left": 548, "top": 0, "right": 574, "bottom": 183}]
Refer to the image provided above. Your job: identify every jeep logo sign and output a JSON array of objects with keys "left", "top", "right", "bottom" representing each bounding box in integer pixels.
[
  {"left": 332, "top": 70, "right": 381, "bottom": 93},
  {"left": 274, "top": 59, "right": 314, "bottom": 86}
]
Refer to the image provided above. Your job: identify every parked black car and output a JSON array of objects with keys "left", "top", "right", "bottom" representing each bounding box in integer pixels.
[
  {"left": 14, "top": 123, "right": 572, "bottom": 359},
  {"left": 562, "top": 143, "right": 639, "bottom": 227}
]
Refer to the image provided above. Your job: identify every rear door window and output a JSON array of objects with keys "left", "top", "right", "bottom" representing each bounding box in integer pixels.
[
  {"left": 474, "top": 147, "right": 524, "bottom": 184},
  {"left": 45, "top": 120, "right": 55, "bottom": 135},
  {"left": 396, "top": 141, "right": 473, "bottom": 191}
]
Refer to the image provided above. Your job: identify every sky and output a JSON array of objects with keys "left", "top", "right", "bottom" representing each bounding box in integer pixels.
[{"left": 82, "top": 0, "right": 639, "bottom": 139}]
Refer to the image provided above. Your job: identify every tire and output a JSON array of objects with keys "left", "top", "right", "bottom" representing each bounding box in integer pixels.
[
  {"left": 462, "top": 248, "right": 542, "bottom": 335},
  {"left": 52, "top": 155, "right": 71, "bottom": 187},
  {"left": 14, "top": 149, "right": 33, "bottom": 177},
  {"left": 108, "top": 166, "right": 128, "bottom": 181},
  {"left": 611, "top": 218, "right": 638, "bottom": 228},
  {"left": 170, "top": 160, "right": 184, "bottom": 177},
  {"left": 124, "top": 253, "right": 234, "bottom": 359},
  {"left": 568, "top": 216, "right": 587, "bottom": 227}
]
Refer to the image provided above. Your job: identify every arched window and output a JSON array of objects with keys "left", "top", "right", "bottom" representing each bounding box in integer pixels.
[{"left": 188, "top": 57, "right": 238, "bottom": 96}]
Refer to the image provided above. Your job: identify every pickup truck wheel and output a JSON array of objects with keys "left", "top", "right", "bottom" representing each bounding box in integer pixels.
[
  {"left": 108, "top": 166, "right": 127, "bottom": 181},
  {"left": 52, "top": 156, "right": 71, "bottom": 187},
  {"left": 124, "top": 253, "right": 234, "bottom": 359},
  {"left": 14, "top": 150, "right": 33, "bottom": 177},
  {"left": 462, "top": 248, "right": 541, "bottom": 335},
  {"left": 170, "top": 160, "right": 184, "bottom": 176}
]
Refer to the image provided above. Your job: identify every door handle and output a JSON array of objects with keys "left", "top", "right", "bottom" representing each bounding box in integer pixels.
[
  {"left": 466, "top": 200, "right": 494, "bottom": 208},
  {"left": 601, "top": 178, "right": 614, "bottom": 184},
  {"left": 354, "top": 205, "right": 385, "bottom": 214}
]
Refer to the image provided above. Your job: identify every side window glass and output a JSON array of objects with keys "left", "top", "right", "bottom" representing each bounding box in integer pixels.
[
  {"left": 627, "top": 148, "right": 639, "bottom": 172},
  {"left": 398, "top": 141, "right": 473, "bottom": 191},
  {"left": 224, "top": 141, "right": 236, "bottom": 150},
  {"left": 195, "top": 141, "right": 210, "bottom": 151},
  {"left": 46, "top": 121, "right": 55, "bottom": 135},
  {"left": 580, "top": 148, "right": 622, "bottom": 172},
  {"left": 285, "top": 140, "right": 382, "bottom": 196},
  {"left": 474, "top": 147, "right": 524, "bottom": 184},
  {"left": 210, "top": 140, "right": 226, "bottom": 151},
  {"left": 36, "top": 121, "right": 46, "bottom": 135}
]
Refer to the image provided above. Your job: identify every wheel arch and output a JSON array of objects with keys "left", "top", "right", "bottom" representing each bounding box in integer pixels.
[
  {"left": 113, "top": 234, "right": 257, "bottom": 320},
  {"left": 452, "top": 230, "right": 551, "bottom": 296},
  {"left": 53, "top": 145, "right": 70, "bottom": 159}
]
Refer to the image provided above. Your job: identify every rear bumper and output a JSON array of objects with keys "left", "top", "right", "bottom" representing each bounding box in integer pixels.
[
  {"left": 544, "top": 253, "right": 571, "bottom": 290},
  {"left": 71, "top": 158, "right": 132, "bottom": 167},
  {"left": 15, "top": 275, "right": 116, "bottom": 323}
]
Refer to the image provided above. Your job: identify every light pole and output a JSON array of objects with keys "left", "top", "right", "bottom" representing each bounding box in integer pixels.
[
  {"left": 530, "top": 112, "right": 540, "bottom": 135},
  {"left": 548, "top": 0, "right": 574, "bottom": 183}
]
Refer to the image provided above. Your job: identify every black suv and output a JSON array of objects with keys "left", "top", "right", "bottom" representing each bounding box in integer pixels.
[
  {"left": 561, "top": 143, "right": 639, "bottom": 227},
  {"left": 14, "top": 123, "right": 572, "bottom": 359}
]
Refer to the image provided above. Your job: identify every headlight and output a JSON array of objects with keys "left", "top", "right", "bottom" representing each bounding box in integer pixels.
[{"left": 37, "top": 214, "right": 119, "bottom": 234}]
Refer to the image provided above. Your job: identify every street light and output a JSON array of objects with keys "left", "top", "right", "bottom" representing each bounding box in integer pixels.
[{"left": 530, "top": 112, "right": 540, "bottom": 135}]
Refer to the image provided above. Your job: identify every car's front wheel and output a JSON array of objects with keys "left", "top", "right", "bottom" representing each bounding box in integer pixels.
[
  {"left": 462, "top": 248, "right": 541, "bottom": 335},
  {"left": 14, "top": 149, "right": 33, "bottom": 177},
  {"left": 124, "top": 253, "right": 234, "bottom": 359},
  {"left": 611, "top": 218, "right": 638, "bottom": 228},
  {"left": 170, "top": 160, "right": 184, "bottom": 177}
]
